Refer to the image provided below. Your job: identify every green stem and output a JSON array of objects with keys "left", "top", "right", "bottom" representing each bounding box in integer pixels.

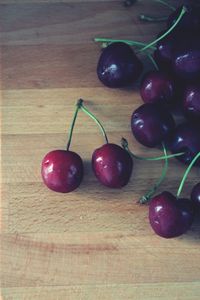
[
  {"left": 121, "top": 138, "right": 184, "bottom": 161},
  {"left": 176, "top": 152, "right": 200, "bottom": 198},
  {"left": 80, "top": 101, "right": 109, "bottom": 144},
  {"left": 147, "top": 53, "right": 159, "bottom": 70},
  {"left": 153, "top": 0, "right": 176, "bottom": 11},
  {"left": 140, "top": 142, "right": 168, "bottom": 204},
  {"left": 139, "top": 6, "right": 187, "bottom": 52},
  {"left": 139, "top": 14, "right": 168, "bottom": 22},
  {"left": 66, "top": 99, "right": 82, "bottom": 151},
  {"left": 94, "top": 38, "right": 156, "bottom": 50}
]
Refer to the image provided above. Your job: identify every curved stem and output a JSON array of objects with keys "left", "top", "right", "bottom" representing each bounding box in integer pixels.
[
  {"left": 140, "top": 142, "right": 168, "bottom": 204},
  {"left": 94, "top": 38, "right": 156, "bottom": 50},
  {"left": 147, "top": 53, "right": 159, "bottom": 70},
  {"left": 153, "top": 0, "right": 176, "bottom": 11},
  {"left": 80, "top": 101, "right": 109, "bottom": 144},
  {"left": 177, "top": 152, "right": 200, "bottom": 198},
  {"left": 66, "top": 99, "right": 83, "bottom": 151},
  {"left": 121, "top": 138, "right": 184, "bottom": 161},
  {"left": 139, "top": 14, "right": 168, "bottom": 22},
  {"left": 139, "top": 6, "right": 187, "bottom": 52}
]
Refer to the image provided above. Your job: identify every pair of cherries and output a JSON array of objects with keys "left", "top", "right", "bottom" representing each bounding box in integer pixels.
[{"left": 41, "top": 99, "right": 133, "bottom": 193}]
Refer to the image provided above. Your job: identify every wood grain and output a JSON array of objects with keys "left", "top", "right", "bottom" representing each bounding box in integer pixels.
[{"left": 1, "top": 1, "right": 200, "bottom": 299}]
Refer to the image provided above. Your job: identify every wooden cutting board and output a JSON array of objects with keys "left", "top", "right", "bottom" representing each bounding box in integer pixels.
[{"left": 1, "top": 1, "right": 200, "bottom": 299}]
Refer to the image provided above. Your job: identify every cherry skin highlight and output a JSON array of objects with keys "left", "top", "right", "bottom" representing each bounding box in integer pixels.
[
  {"left": 183, "top": 83, "right": 200, "bottom": 121},
  {"left": 92, "top": 143, "right": 133, "bottom": 188},
  {"left": 140, "top": 70, "right": 175, "bottom": 106},
  {"left": 41, "top": 150, "right": 84, "bottom": 193},
  {"left": 149, "top": 191, "right": 195, "bottom": 238},
  {"left": 172, "top": 35, "right": 200, "bottom": 82},
  {"left": 191, "top": 182, "right": 200, "bottom": 210},
  {"left": 97, "top": 42, "right": 143, "bottom": 88},
  {"left": 169, "top": 122, "right": 200, "bottom": 165},
  {"left": 131, "top": 103, "right": 175, "bottom": 148}
]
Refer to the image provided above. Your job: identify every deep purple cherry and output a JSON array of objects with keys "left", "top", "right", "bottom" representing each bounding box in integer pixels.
[
  {"left": 92, "top": 143, "right": 133, "bottom": 188},
  {"left": 172, "top": 35, "right": 200, "bottom": 82},
  {"left": 149, "top": 191, "right": 195, "bottom": 238},
  {"left": 183, "top": 83, "right": 200, "bottom": 121},
  {"left": 131, "top": 103, "right": 175, "bottom": 148},
  {"left": 97, "top": 42, "right": 143, "bottom": 88},
  {"left": 169, "top": 122, "right": 200, "bottom": 165},
  {"left": 191, "top": 182, "right": 200, "bottom": 210},
  {"left": 140, "top": 70, "right": 175, "bottom": 106},
  {"left": 41, "top": 150, "right": 83, "bottom": 193}
]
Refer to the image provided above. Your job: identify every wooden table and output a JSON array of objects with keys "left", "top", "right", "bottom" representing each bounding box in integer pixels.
[{"left": 1, "top": 1, "right": 200, "bottom": 299}]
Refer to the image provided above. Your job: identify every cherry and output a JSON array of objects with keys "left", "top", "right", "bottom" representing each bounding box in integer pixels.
[
  {"left": 183, "top": 83, "right": 200, "bottom": 121},
  {"left": 92, "top": 143, "right": 133, "bottom": 188},
  {"left": 41, "top": 150, "right": 83, "bottom": 193},
  {"left": 131, "top": 103, "right": 175, "bottom": 148},
  {"left": 191, "top": 182, "right": 200, "bottom": 210},
  {"left": 149, "top": 191, "right": 195, "bottom": 238},
  {"left": 97, "top": 42, "right": 143, "bottom": 88},
  {"left": 172, "top": 35, "right": 200, "bottom": 82},
  {"left": 140, "top": 70, "right": 175, "bottom": 106},
  {"left": 169, "top": 122, "right": 200, "bottom": 165},
  {"left": 41, "top": 100, "right": 84, "bottom": 193}
]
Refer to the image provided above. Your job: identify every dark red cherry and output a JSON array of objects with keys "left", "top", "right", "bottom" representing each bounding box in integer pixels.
[
  {"left": 41, "top": 150, "right": 83, "bottom": 193},
  {"left": 167, "top": 5, "right": 200, "bottom": 33},
  {"left": 183, "top": 83, "right": 200, "bottom": 121},
  {"left": 149, "top": 191, "right": 195, "bottom": 238},
  {"left": 97, "top": 42, "right": 143, "bottom": 88},
  {"left": 191, "top": 182, "right": 200, "bottom": 210},
  {"left": 131, "top": 103, "right": 175, "bottom": 148},
  {"left": 172, "top": 36, "right": 200, "bottom": 82},
  {"left": 92, "top": 143, "right": 133, "bottom": 188},
  {"left": 169, "top": 122, "right": 200, "bottom": 165},
  {"left": 140, "top": 70, "right": 175, "bottom": 106}
]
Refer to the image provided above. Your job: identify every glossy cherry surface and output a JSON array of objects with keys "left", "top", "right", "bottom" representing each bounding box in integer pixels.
[
  {"left": 169, "top": 122, "right": 200, "bottom": 165},
  {"left": 191, "top": 182, "right": 200, "bottom": 209},
  {"left": 172, "top": 36, "right": 200, "bottom": 82},
  {"left": 41, "top": 150, "right": 84, "bottom": 193},
  {"left": 183, "top": 84, "right": 200, "bottom": 120},
  {"left": 97, "top": 42, "right": 143, "bottom": 88},
  {"left": 92, "top": 143, "right": 133, "bottom": 188},
  {"left": 131, "top": 103, "right": 175, "bottom": 148},
  {"left": 149, "top": 191, "right": 195, "bottom": 238},
  {"left": 140, "top": 71, "right": 175, "bottom": 105}
]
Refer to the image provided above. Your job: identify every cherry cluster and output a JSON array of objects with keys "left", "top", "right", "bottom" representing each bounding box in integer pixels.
[
  {"left": 41, "top": 1, "right": 200, "bottom": 239},
  {"left": 94, "top": 1, "right": 200, "bottom": 238}
]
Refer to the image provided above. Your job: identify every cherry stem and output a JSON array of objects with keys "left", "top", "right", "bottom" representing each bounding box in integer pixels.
[
  {"left": 147, "top": 53, "right": 159, "bottom": 70},
  {"left": 79, "top": 100, "right": 109, "bottom": 144},
  {"left": 121, "top": 138, "right": 184, "bottom": 161},
  {"left": 152, "top": 0, "right": 176, "bottom": 11},
  {"left": 94, "top": 38, "right": 156, "bottom": 51},
  {"left": 139, "top": 6, "right": 187, "bottom": 52},
  {"left": 176, "top": 152, "right": 200, "bottom": 198},
  {"left": 139, "top": 14, "right": 168, "bottom": 22},
  {"left": 140, "top": 142, "right": 168, "bottom": 204},
  {"left": 66, "top": 99, "right": 83, "bottom": 151}
]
